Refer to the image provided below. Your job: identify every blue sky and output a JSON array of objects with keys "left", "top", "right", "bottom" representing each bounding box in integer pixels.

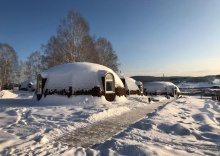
[{"left": 0, "top": 0, "right": 220, "bottom": 76}]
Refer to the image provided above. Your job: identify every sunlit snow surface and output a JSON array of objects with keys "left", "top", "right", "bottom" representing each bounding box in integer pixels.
[{"left": 0, "top": 90, "right": 220, "bottom": 156}]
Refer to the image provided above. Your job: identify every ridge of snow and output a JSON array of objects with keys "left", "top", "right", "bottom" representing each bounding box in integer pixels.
[{"left": 87, "top": 106, "right": 130, "bottom": 122}]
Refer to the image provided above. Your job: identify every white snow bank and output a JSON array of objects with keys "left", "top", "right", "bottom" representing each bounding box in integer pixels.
[
  {"left": 87, "top": 106, "right": 130, "bottom": 122},
  {"left": 151, "top": 95, "right": 168, "bottom": 102},
  {"left": 114, "top": 95, "right": 128, "bottom": 102},
  {"left": 36, "top": 94, "right": 129, "bottom": 107},
  {"left": 36, "top": 95, "right": 111, "bottom": 106},
  {"left": 0, "top": 90, "right": 34, "bottom": 99}
]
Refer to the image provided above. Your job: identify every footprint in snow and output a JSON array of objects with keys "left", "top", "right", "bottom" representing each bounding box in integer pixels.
[
  {"left": 198, "top": 125, "right": 214, "bottom": 132},
  {"left": 157, "top": 123, "right": 191, "bottom": 135}
]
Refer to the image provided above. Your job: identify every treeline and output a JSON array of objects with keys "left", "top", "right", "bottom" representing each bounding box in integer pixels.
[
  {"left": 0, "top": 11, "right": 119, "bottom": 88},
  {"left": 132, "top": 75, "right": 220, "bottom": 84}
]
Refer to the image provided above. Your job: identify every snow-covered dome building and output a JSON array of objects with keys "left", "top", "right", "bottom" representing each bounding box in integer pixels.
[
  {"left": 143, "top": 81, "right": 181, "bottom": 96},
  {"left": 117, "top": 73, "right": 143, "bottom": 95},
  {"left": 19, "top": 80, "right": 36, "bottom": 91},
  {"left": 36, "top": 62, "right": 126, "bottom": 101}
]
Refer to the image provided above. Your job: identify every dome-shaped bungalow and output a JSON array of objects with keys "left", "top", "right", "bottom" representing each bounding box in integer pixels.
[
  {"left": 144, "top": 81, "right": 181, "bottom": 96},
  {"left": 117, "top": 73, "right": 143, "bottom": 95},
  {"left": 19, "top": 80, "right": 36, "bottom": 91},
  {"left": 36, "top": 62, "right": 126, "bottom": 101}
]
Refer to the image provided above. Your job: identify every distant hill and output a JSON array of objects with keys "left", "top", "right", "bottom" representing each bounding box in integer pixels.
[{"left": 131, "top": 75, "right": 220, "bottom": 85}]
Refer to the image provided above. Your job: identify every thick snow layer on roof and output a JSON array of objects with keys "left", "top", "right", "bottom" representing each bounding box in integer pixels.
[
  {"left": 144, "top": 81, "right": 180, "bottom": 93},
  {"left": 20, "top": 80, "right": 36, "bottom": 89},
  {"left": 135, "top": 81, "right": 142, "bottom": 86},
  {"left": 40, "top": 62, "right": 124, "bottom": 91},
  {"left": 125, "top": 77, "right": 139, "bottom": 90},
  {"left": 116, "top": 73, "right": 139, "bottom": 90},
  {"left": 213, "top": 79, "right": 220, "bottom": 84}
]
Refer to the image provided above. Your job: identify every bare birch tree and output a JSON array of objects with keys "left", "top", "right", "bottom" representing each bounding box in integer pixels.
[
  {"left": 42, "top": 10, "right": 120, "bottom": 71},
  {"left": 25, "top": 51, "right": 44, "bottom": 80},
  {"left": 57, "top": 10, "right": 90, "bottom": 62},
  {"left": 0, "top": 43, "right": 19, "bottom": 88},
  {"left": 17, "top": 60, "right": 27, "bottom": 83},
  {"left": 42, "top": 36, "right": 65, "bottom": 68},
  {"left": 95, "top": 37, "right": 119, "bottom": 71}
]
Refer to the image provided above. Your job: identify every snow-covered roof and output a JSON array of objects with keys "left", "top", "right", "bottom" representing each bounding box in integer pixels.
[
  {"left": 20, "top": 80, "right": 36, "bottom": 89},
  {"left": 116, "top": 73, "right": 139, "bottom": 91},
  {"left": 143, "top": 81, "right": 180, "bottom": 93},
  {"left": 135, "top": 81, "right": 142, "bottom": 86},
  {"left": 124, "top": 77, "right": 139, "bottom": 90},
  {"left": 40, "top": 62, "right": 124, "bottom": 91}
]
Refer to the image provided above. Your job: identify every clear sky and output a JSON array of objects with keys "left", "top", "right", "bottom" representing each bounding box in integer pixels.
[{"left": 0, "top": 0, "right": 220, "bottom": 77}]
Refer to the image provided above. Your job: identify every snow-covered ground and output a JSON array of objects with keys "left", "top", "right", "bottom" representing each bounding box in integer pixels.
[
  {"left": 0, "top": 90, "right": 220, "bottom": 155},
  {"left": 93, "top": 96, "right": 220, "bottom": 156},
  {"left": 0, "top": 90, "right": 34, "bottom": 99},
  {"left": 0, "top": 90, "right": 151, "bottom": 155}
]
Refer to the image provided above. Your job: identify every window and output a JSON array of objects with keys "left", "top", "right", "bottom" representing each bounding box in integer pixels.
[
  {"left": 105, "top": 73, "right": 115, "bottom": 93},
  {"left": 106, "top": 81, "right": 114, "bottom": 91},
  {"left": 37, "top": 75, "right": 42, "bottom": 95}
]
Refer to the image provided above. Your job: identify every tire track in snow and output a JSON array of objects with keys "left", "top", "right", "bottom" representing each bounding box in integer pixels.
[{"left": 61, "top": 99, "right": 173, "bottom": 148}]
